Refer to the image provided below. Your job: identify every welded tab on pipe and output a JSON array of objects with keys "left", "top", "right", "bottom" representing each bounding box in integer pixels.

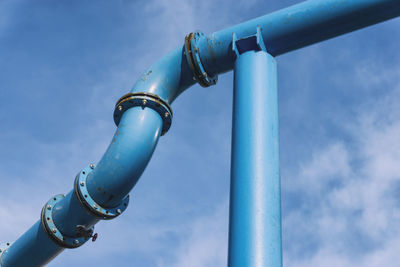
[
  {"left": 198, "top": 0, "right": 400, "bottom": 75},
  {"left": 3, "top": 0, "right": 400, "bottom": 265},
  {"left": 232, "top": 26, "right": 266, "bottom": 57}
]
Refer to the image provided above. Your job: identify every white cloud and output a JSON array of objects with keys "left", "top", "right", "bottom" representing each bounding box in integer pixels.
[
  {"left": 284, "top": 67, "right": 400, "bottom": 266},
  {"left": 164, "top": 200, "right": 229, "bottom": 267}
]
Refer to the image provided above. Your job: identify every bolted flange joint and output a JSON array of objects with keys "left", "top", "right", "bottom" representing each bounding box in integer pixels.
[
  {"left": 184, "top": 31, "right": 218, "bottom": 87},
  {"left": 74, "top": 164, "right": 130, "bottom": 220},
  {"left": 41, "top": 194, "right": 94, "bottom": 249},
  {"left": 0, "top": 242, "right": 12, "bottom": 260},
  {"left": 113, "top": 92, "right": 173, "bottom": 136}
]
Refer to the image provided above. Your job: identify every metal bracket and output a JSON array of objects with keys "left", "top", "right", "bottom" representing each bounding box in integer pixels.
[
  {"left": 113, "top": 92, "right": 173, "bottom": 136},
  {"left": 41, "top": 194, "right": 94, "bottom": 248},
  {"left": 0, "top": 242, "right": 12, "bottom": 260},
  {"left": 184, "top": 31, "right": 218, "bottom": 87},
  {"left": 232, "top": 26, "right": 267, "bottom": 57},
  {"left": 74, "top": 164, "right": 130, "bottom": 220}
]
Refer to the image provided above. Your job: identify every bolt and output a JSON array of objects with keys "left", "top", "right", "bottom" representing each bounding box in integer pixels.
[
  {"left": 118, "top": 105, "right": 123, "bottom": 111},
  {"left": 74, "top": 240, "right": 79, "bottom": 245},
  {"left": 89, "top": 164, "right": 94, "bottom": 169},
  {"left": 116, "top": 209, "right": 122, "bottom": 214},
  {"left": 80, "top": 181, "right": 85, "bottom": 186},
  {"left": 52, "top": 228, "right": 57, "bottom": 233},
  {"left": 142, "top": 99, "right": 147, "bottom": 105},
  {"left": 164, "top": 112, "right": 169, "bottom": 118},
  {"left": 47, "top": 205, "right": 51, "bottom": 210}
]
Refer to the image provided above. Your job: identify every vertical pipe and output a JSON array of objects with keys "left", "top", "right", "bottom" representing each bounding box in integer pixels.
[{"left": 228, "top": 50, "right": 281, "bottom": 266}]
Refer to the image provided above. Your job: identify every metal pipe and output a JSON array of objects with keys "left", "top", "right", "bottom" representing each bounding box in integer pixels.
[
  {"left": 86, "top": 107, "right": 163, "bottom": 207},
  {"left": 197, "top": 0, "right": 400, "bottom": 76},
  {"left": 1, "top": 0, "right": 399, "bottom": 265},
  {"left": 0, "top": 222, "right": 63, "bottom": 267},
  {"left": 228, "top": 32, "right": 281, "bottom": 267},
  {"left": 130, "top": 47, "right": 196, "bottom": 104},
  {"left": 0, "top": 108, "right": 162, "bottom": 266}
]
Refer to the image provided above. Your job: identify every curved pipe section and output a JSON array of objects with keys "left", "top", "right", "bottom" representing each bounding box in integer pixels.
[
  {"left": 130, "top": 47, "right": 196, "bottom": 104},
  {"left": 1, "top": 0, "right": 400, "bottom": 266},
  {"left": 86, "top": 107, "right": 163, "bottom": 207}
]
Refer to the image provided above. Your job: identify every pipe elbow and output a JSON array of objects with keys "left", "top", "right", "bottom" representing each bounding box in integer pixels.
[
  {"left": 86, "top": 107, "right": 163, "bottom": 207},
  {"left": 85, "top": 44, "right": 199, "bottom": 208},
  {"left": 130, "top": 46, "right": 196, "bottom": 105}
]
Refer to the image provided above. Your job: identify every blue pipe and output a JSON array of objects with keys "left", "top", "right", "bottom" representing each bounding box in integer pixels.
[
  {"left": 197, "top": 0, "right": 400, "bottom": 76},
  {"left": 0, "top": 108, "right": 162, "bottom": 267},
  {"left": 0, "top": 221, "right": 63, "bottom": 266},
  {"left": 130, "top": 47, "right": 196, "bottom": 104},
  {"left": 129, "top": 0, "right": 400, "bottom": 96},
  {"left": 229, "top": 37, "right": 281, "bottom": 266},
  {"left": 1, "top": 0, "right": 399, "bottom": 265},
  {"left": 86, "top": 107, "right": 163, "bottom": 207}
]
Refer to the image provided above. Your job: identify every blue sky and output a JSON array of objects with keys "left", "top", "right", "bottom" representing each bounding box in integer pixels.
[{"left": 1, "top": 0, "right": 400, "bottom": 266}]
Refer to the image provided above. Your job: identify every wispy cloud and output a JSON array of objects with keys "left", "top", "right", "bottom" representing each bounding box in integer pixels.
[
  {"left": 283, "top": 66, "right": 400, "bottom": 266},
  {"left": 165, "top": 200, "right": 229, "bottom": 267},
  {"left": 1, "top": 0, "right": 400, "bottom": 266}
]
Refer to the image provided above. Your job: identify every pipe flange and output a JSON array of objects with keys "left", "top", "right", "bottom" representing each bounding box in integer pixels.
[
  {"left": 41, "top": 194, "right": 94, "bottom": 248},
  {"left": 113, "top": 92, "right": 173, "bottom": 136},
  {"left": 184, "top": 31, "right": 218, "bottom": 87},
  {"left": 0, "top": 242, "right": 12, "bottom": 259},
  {"left": 74, "top": 164, "right": 130, "bottom": 220}
]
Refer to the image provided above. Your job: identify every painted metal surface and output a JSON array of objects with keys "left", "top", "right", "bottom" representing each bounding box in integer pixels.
[
  {"left": 114, "top": 92, "right": 173, "bottom": 136},
  {"left": 0, "top": 221, "right": 64, "bottom": 267},
  {"left": 0, "top": 107, "right": 162, "bottom": 266},
  {"left": 229, "top": 33, "right": 281, "bottom": 267},
  {"left": 1, "top": 0, "right": 400, "bottom": 265},
  {"left": 75, "top": 164, "right": 130, "bottom": 219},
  {"left": 0, "top": 243, "right": 11, "bottom": 260},
  {"left": 86, "top": 106, "right": 163, "bottom": 207},
  {"left": 184, "top": 31, "right": 218, "bottom": 87},
  {"left": 41, "top": 194, "right": 94, "bottom": 248},
  {"left": 130, "top": 47, "right": 196, "bottom": 104},
  {"left": 130, "top": 0, "right": 400, "bottom": 106},
  {"left": 198, "top": 0, "right": 400, "bottom": 76}
]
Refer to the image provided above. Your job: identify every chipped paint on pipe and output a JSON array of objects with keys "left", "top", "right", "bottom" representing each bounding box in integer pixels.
[
  {"left": 129, "top": 0, "right": 400, "bottom": 101},
  {"left": 86, "top": 107, "right": 163, "bottom": 207},
  {"left": 1, "top": 0, "right": 400, "bottom": 266},
  {"left": 0, "top": 221, "right": 63, "bottom": 267},
  {"left": 130, "top": 47, "right": 196, "bottom": 104},
  {"left": 198, "top": 0, "right": 400, "bottom": 76}
]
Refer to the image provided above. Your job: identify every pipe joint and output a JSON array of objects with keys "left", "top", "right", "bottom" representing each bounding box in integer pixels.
[
  {"left": 114, "top": 92, "right": 172, "bottom": 136},
  {"left": 74, "top": 164, "right": 130, "bottom": 220},
  {"left": 232, "top": 26, "right": 267, "bottom": 57},
  {"left": 0, "top": 242, "right": 12, "bottom": 260},
  {"left": 184, "top": 31, "right": 218, "bottom": 87},
  {"left": 41, "top": 194, "right": 94, "bottom": 248}
]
